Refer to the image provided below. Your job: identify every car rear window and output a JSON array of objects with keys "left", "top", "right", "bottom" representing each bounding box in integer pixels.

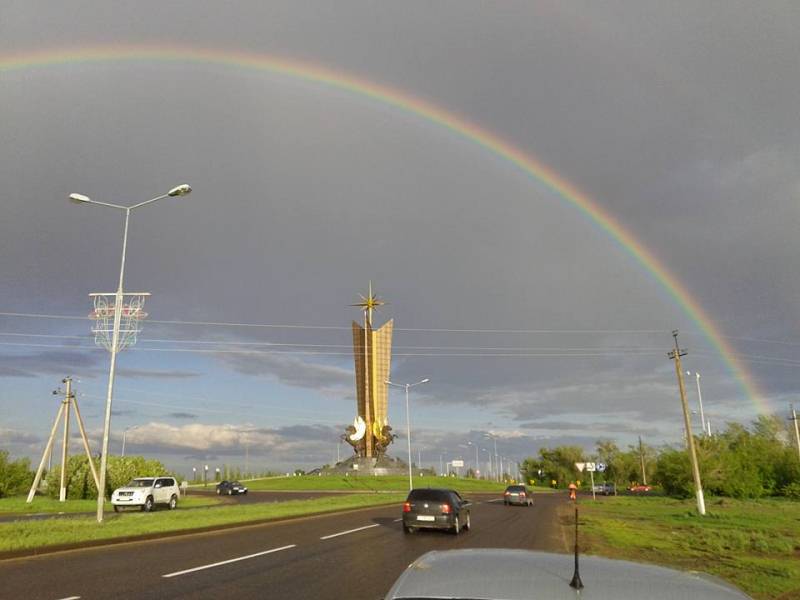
[
  {"left": 506, "top": 485, "right": 525, "bottom": 492},
  {"left": 407, "top": 489, "right": 452, "bottom": 503}
]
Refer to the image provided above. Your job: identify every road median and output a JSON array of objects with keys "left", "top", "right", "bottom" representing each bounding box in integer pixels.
[{"left": 0, "top": 492, "right": 405, "bottom": 560}]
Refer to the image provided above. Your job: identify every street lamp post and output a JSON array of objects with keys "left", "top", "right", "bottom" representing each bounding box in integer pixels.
[
  {"left": 484, "top": 433, "right": 499, "bottom": 482},
  {"left": 467, "top": 441, "right": 479, "bottom": 478},
  {"left": 481, "top": 448, "right": 492, "bottom": 480},
  {"left": 121, "top": 425, "right": 140, "bottom": 457},
  {"left": 71, "top": 184, "right": 191, "bottom": 523},
  {"left": 386, "top": 378, "right": 429, "bottom": 491},
  {"left": 686, "top": 371, "right": 707, "bottom": 435}
]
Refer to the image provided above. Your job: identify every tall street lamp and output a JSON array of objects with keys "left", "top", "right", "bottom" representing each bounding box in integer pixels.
[
  {"left": 70, "top": 184, "right": 192, "bottom": 523},
  {"left": 386, "top": 378, "right": 429, "bottom": 491},
  {"left": 481, "top": 448, "right": 492, "bottom": 480},
  {"left": 686, "top": 371, "right": 708, "bottom": 435},
  {"left": 484, "top": 433, "right": 499, "bottom": 482},
  {"left": 467, "top": 441, "right": 479, "bottom": 477},
  {"left": 121, "top": 425, "right": 140, "bottom": 457}
]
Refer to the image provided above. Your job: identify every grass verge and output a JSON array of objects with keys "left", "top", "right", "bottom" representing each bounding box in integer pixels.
[
  {"left": 574, "top": 496, "right": 800, "bottom": 599},
  {"left": 0, "top": 493, "right": 405, "bottom": 555},
  {"left": 0, "top": 495, "right": 222, "bottom": 515},
  {"left": 244, "top": 474, "right": 509, "bottom": 493}
]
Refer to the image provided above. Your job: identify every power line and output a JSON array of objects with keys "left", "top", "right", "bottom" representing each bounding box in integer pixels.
[
  {"left": 0, "top": 331, "right": 670, "bottom": 352},
  {"left": 0, "top": 311, "right": 674, "bottom": 334}
]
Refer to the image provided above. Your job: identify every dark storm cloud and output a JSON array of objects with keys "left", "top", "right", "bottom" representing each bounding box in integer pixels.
[
  {"left": 168, "top": 412, "right": 198, "bottom": 420},
  {"left": 0, "top": 350, "right": 103, "bottom": 378},
  {"left": 117, "top": 368, "right": 200, "bottom": 379},
  {"left": 214, "top": 352, "right": 352, "bottom": 395},
  {"left": 3, "top": 2, "right": 799, "bottom": 469}
]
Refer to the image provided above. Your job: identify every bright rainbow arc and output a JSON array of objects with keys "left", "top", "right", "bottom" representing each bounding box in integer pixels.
[{"left": 0, "top": 44, "right": 766, "bottom": 412}]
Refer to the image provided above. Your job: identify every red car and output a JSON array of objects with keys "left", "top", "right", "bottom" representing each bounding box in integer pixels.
[{"left": 628, "top": 484, "right": 651, "bottom": 493}]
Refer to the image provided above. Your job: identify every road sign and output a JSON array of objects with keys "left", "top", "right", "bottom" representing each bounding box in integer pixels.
[
  {"left": 575, "top": 462, "right": 586, "bottom": 472},
  {"left": 451, "top": 459, "right": 464, "bottom": 468},
  {"left": 597, "top": 462, "right": 607, "bottom": 472},
  {"left": 585, "top": 462, "right": 596, "bottom": 472}
]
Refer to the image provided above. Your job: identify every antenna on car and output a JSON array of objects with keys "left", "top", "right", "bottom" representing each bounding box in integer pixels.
[{"left": 569, "top": 506, "right": 584, "bottom": 590}]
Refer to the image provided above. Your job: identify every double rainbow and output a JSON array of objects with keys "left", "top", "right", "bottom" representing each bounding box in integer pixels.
[{"left": 1, "top": 44, "right": 765, "bottom": 412}]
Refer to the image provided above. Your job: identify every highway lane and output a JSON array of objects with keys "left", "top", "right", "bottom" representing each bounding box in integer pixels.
[{"left": 0, "top": 493, "right": 566, "bottom": 600}]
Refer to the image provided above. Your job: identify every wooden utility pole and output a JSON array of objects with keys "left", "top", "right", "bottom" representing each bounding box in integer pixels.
[
  {"left": 668, "top": 331, "right": 705, "bottom": 516},
  {"left": 638, "top": 436, "right": 648, "bottom": 486},
  {"left": 27, "top": 377, "right": 100, "bottom": 503},
  {"left": 790, "top": 405, "right": 800, "bottom": 464}
]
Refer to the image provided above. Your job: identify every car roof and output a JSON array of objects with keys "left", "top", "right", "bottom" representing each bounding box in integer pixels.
[{"left": 383, "top": 549, "right": 751, "bottom": 600}]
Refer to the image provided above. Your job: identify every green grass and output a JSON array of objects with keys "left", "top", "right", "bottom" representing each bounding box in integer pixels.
[
  {"left": 243, "top": 474, "right": 509, "bottom": 493},
  {"left": 575, "top": 496, "right": 800, "bottom": 599},
  {"left": 0, "top": 495, "right": 221, "bottom": 515},
  {"left": 0, "top": 493, "right": 406, "bottom": 554}
]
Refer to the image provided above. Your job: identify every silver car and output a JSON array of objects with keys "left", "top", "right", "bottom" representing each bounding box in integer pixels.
[{"left": 383, "top": 549, "right": 751, "bottom": 599}]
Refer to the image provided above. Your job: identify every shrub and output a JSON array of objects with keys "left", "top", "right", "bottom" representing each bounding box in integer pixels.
[{"left": 0, "top": 451, "right": 34, "bottom": 498}]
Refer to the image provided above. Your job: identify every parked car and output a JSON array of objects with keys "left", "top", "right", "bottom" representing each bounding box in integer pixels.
[
  {"left": 503, "top": 484, "right": 533, "bottom": 506},
  {"left": 216, "top": 480, "right": 248, "bottom": 495},
  {"left": 402, "top": 488, "right": 471, "bottom": 534},
  {"left": 593, "top": 483, "right": 615, "bottom": 496},
  {"left": 628, "top": 484, "right": 652, "bottom": 493},
  {"left": 111, "top": 476, "right": 180, "bottom": 512},
  {"left": 382, "top": 549, "right": 751, "bottom": 599}
]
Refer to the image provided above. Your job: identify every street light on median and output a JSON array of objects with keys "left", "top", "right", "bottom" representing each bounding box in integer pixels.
[
  {"left": 70, "top": 184, "right": 192, "bottom": 523},
  {"left": 386, "top": 378, "right": 429, "bottom": 491}
]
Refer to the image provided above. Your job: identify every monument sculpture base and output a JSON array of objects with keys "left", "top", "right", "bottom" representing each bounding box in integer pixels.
[{"left": 325, "top": 454, "right": 412, "bottom": 476}]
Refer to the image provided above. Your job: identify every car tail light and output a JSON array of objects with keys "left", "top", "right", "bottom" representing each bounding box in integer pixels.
[
  {"left": 519, "top": 492, "right": 526, "bottom": 498},
  {"left": 441, "top": 503, "right": 452, "bottom": 514},
  {"left": 403, "top": 502, "right": 412, "bottom": 513},
  {"left": 504, "top": 491, "right": 510, "bottom": 496}
]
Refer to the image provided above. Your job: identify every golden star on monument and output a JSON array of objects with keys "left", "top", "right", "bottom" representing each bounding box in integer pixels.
[{"left": 350, "top": 282, "right": 385, "bottom": 312}]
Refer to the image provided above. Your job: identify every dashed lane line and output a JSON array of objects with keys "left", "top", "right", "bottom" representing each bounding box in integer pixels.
[
  {"left": 56, "top": 597, "right": 80, "bottom": 600},
  {"left": 320, "top": 524, "right": 381, "bottom": 540},
  {"left": 162, "top": 544, "right": 297, "bottom": 578}
]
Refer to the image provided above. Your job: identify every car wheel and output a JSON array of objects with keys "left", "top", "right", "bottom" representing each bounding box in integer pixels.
[
  {"left": 227, "top": 489, "right": 233, "bottom": 496},
  {"left": 403, "top": 524, "right": 416, "bottom": 534},
  {"left": 169, "top": 495, "right": 177, "bottom": 510},
  {"left": 452, "top": 516, "right": 460, "bottom": 535},
  {"left": 216, "top": 488, "right": 221, "bottom": 495},
  {"left": 464, "top": 513, "right": 471, "bottom": 531},
  {"left": 113, "top": 505, "right": 120, "bottom": 513},
  {"left": 143, "top": 496, "right": 154, "bottom": 512}
]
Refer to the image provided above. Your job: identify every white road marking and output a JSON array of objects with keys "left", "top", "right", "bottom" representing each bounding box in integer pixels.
[
  {"left": 56, "top": 596, "right": 80, "bottom": 600},
  {"left": 320, "top": 523, "right": 380, "bottom": 540},
  {"left": 161, "top": 544, "right": 296, "bottom": 578},
  {"left": 393, "top": 518, "right": 403, "bottom": 522},
  {"left": 486, "top": 498, "right": 504, "bottom": 503}
]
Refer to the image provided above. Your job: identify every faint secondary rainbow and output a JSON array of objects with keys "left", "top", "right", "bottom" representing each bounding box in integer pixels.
[{"left": 1, "top": 44, "right": 767, "bottom": 411}]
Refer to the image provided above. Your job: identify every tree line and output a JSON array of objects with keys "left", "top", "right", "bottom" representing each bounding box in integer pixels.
[{"left": 520, "top": 415, "right": 800, "bottom": 499}]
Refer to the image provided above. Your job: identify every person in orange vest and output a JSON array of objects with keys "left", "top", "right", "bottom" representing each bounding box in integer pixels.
[{"left": 568, "top": 482, "right": 577, "bottom": 501}]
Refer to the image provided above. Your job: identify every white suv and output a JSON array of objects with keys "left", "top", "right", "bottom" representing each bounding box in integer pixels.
[{"left": 111, "top": 476, "right": 180, "bottom": 512}]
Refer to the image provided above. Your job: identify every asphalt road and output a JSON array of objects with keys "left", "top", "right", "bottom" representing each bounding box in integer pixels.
[{"left": 0, "top": 493, "right": 566, "bottom": 600}]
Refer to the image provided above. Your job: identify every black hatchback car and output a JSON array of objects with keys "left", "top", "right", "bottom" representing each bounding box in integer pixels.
[
  {"left": 402, "top": 488, "right": 471, "bottom": 534},
  {"left": 216, "top": 480, "right": 248, "bottom": 495}
]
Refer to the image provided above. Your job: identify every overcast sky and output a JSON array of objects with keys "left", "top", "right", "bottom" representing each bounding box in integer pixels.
[{"left": 2, "top": 1, "right": 799, "bottom": 475}]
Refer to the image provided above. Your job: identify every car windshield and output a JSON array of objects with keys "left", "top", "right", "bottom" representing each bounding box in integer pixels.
[{"left": 126, "top": 479, "right": 154, "bottom": 488}]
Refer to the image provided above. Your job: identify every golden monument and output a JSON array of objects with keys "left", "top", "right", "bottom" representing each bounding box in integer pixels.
[{"left": 343, "top": 283, "right": 396, "bottom": 458}]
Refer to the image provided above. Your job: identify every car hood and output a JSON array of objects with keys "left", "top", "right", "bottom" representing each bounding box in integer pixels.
[{"left": 384, "top": 549, "right": 751, "bottom": 600}]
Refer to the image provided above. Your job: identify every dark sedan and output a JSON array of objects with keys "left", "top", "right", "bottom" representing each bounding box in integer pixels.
[
  {"left": 216, "top": 480, "right": 248, "bottom": 495},
  {"left": 402, "top": 488, "right": 471, "bottom": 534},
  {"left": 503, "top": 484, "right": 533, "bottom": 506}
]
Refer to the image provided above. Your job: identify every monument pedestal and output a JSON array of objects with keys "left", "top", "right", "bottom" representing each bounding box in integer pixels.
[{"left": 327, "top": 454, "right": 410, "bottom": 476}]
